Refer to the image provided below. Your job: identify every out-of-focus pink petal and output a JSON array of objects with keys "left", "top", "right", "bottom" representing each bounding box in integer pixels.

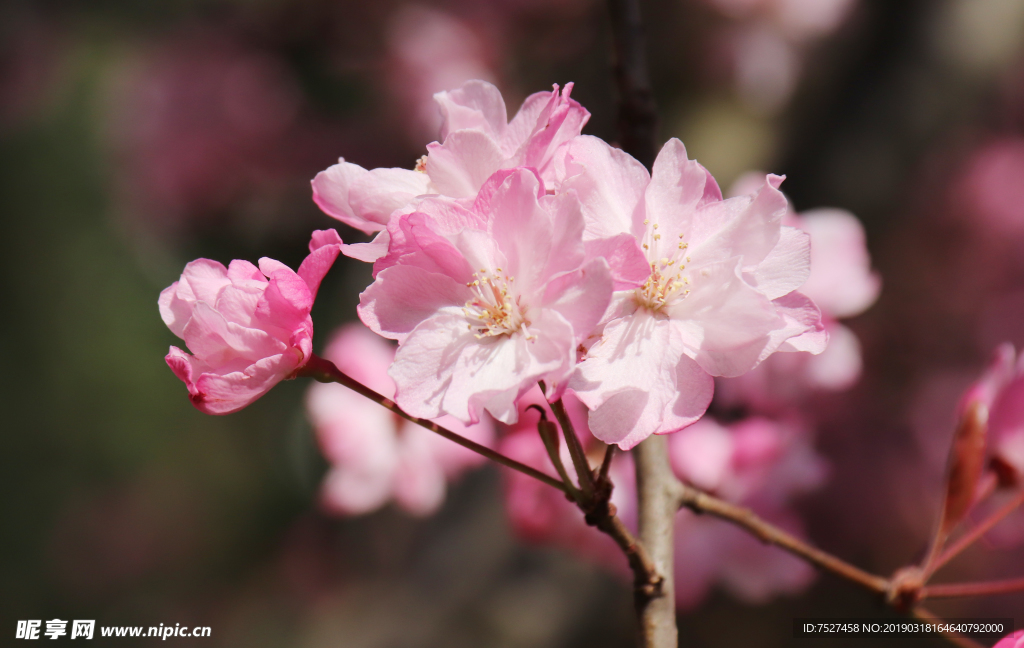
[
  {"left": 992, "top": 629, "right": 1024, "bottom": 648},
  {"left": 802, "top": 321, "right": 861, "bottom": 390},
  {"left": 669, "top": 418, "right": 734, "bottom": 491},
  {"left": 797, "top": 208, "right": 880, "bottom": 318}
]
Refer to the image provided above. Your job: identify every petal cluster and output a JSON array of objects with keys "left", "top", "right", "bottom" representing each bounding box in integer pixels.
[
  {"left": 307, "top": 324, "right": 493, "bottom": 516},
  {"left": 159, "top": 229, "right": 342, "bottom": 414},
  {"left": 311, "top": 80, "right": 589, "bottom": 260},
  {"left": 358, "top": 167, "right": 614, "bottom": 424}
]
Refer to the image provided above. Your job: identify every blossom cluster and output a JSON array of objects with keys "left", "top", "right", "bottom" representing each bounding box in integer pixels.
[{"left": 159, "top": 79, "right": 887, "bottom": 608}]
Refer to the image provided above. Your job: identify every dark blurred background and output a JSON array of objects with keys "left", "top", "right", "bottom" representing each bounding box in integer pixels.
[{"left": 2, "top": 0, "right": 1024, "bottom": 645}]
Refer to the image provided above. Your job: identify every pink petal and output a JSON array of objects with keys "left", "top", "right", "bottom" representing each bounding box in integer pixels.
[
  {"left": 190, "top": 352, "right": 297, "bottom": 415},
  {"left": 583, "top": 234, "right": 650, "bottom": 290},
  {"left": 434, "top": 79, "right": 508, "bottom": 142},
  {"left": 797, "top": 208, "right": 881, "bottom": 318},
  {"left": 425, "top": 130, "right": 505, "bottom": 198},
  {"left": 358, "top": 265, "right": 470, "bottom": 342},
  {"left": 312, "top": 160, "right": 430, "bottom": 234},
  {"left": 770, "top": 291, "right": 827, "bottom": 357},
  {"left": 746, "top": 226, "right": 810, "bottom": 300},
  {"left": 572, "top": 312, "right": 714, "bottom": 448},
  {"left": 297, "top": 229, "right": 343, "bottom": 300},
  {"left": 644, "top": 138, "right": 713, "bottom": 232},
  {"left": 543, "top": 257, "right": 614, "bottom": 344},
  {"left": 667, "top": 259, "right": 782, "bottom": 377},
  {"left": 342, "top": 230, "right": 390, "bottom": 264},
  {"left": 563, "top": 135, "right": 649, "bottom": 240}
]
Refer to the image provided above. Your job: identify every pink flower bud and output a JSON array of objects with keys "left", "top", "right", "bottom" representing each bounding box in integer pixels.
[{"left": 159, "top": 229, "right": 343, "bottom": 414}]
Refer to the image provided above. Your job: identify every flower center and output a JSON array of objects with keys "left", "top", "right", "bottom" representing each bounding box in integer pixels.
[
  {"left": 463, "top": 268, "right": 532, "bottom": 339},
  {"left": 635, "top": 221, "right": 691, "bottom": 312}
]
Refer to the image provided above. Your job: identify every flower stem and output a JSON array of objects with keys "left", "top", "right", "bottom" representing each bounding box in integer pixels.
[
  {"left": 675, "top": 483, "right": 890, "bottom": 595},
  {"left": 927, "top": 488, "right": 1024, "bottom": 577},
  {"left": 550, "top": 397, "right": 596, "bottom": 499},
  {"left": 299, "top": 355, "right": 567, "bottom": 493},
  {"left": 922, "top": 576, "right": 1024, "bottom": 599}
]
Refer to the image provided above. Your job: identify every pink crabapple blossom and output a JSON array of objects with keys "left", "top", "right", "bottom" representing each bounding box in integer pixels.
[
  {"left": 358, "top": 167, "right": 616, "bottom": 425},
  {"left": 159, "top": 229, "right": 343, "bottom": 414},
  {"left": 312, "top": 79, "right": 589, "bottom": 263},
  {"left": 564, "top": 136, "right": 825, "bottom": 449},
  {"left": 306, "top": 323, "right": 494, "bottom": 516}
]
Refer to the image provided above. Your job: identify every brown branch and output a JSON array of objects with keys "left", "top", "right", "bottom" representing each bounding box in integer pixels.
[
  {"left": 298, "top": 355, "right": 567, "bottom": 493},
  {"left": 676, "top": 483, "right": 890, "bottom": 595},
  {"left": 923, "top": 576, "right": 1024, "bottom": 599},
  {"left": 607, "top": 0, "right": 658, "bottom": 169},
  {"left": 634, "top": 436, "right": 678, "bottom": 648}
]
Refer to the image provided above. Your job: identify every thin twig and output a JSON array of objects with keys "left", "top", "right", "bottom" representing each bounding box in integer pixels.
[
  {"left": 676, "top": 483, "right": 889, "bottom": 595},
  {"left": 550, "top": 397, "right": 597, "bottom": 499},
  {"left": 912, "top": 606, "right": 987, "bottom": 648},
  {"left": 299, "top": 355, "right": 567, "bottom": 493},
  {"left": 923, "top": 576, "right": 1024, "bottom": 599},
  {"left": 927, "top": 488, "right": 1024, "bottom": 577}
]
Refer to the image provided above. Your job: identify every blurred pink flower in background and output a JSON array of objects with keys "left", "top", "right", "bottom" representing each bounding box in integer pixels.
[
  {"left": 160, "top": 229, "right": 342, "bottom": 414},
  {"left": 952, "top": 138, "right": 1024, "bottom": 238},
  {"left": 500, "top": 389, "right": 636, "bottom": 572},
  {"left": 104, "top": 30, "right": 322, "bottom": 233},
  {"left": 717, "top": 174, "right": 880, "bottom": 411},
  {"left": 669, "top": 416, "right": 826, "bottom": 606},
  {"left": 386, "top": 5, "right": 500, "bottom": 145},
  {"left": 500, "top": 391, "right": 825, "bottom": 608},
  {"left": 698, "top": 0, "right": 858, "bottom": 112},
  {"left": 307, "top": 323, "right": 494, "bottom": 516}
]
